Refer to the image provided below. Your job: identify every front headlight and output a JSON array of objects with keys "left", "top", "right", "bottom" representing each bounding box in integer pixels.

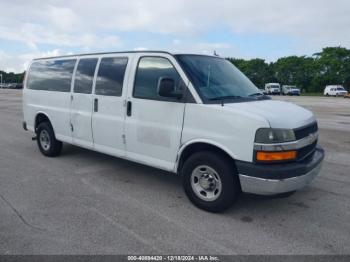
[
  {"left": 255, "top": 128, "right": 296, "bottom": 144},
  {"left": 254, "top": 128, "right": 297, "bottom": 162}
]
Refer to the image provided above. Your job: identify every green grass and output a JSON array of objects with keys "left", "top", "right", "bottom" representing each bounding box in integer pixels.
[{"left": 301, "top": 92, "right": 323, "bottom": 96}]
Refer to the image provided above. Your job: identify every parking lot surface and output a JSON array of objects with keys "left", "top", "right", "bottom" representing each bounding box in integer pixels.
[{"left": 0, "top": 90, "right": 350, "bottom": 255}]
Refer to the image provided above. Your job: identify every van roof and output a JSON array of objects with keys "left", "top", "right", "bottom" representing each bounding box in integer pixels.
[
  {"left": 326, "top": 85, "right": 343, "bottom": 88},
  {"left": 33, "top": 50, "right": 221, "bottom": 61}
]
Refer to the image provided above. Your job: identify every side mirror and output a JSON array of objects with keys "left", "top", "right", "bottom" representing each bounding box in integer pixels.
[{"left": 157, "top": 77, "right": 183, "bottom": 99}]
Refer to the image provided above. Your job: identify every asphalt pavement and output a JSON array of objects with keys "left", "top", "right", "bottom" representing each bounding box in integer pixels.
[{"left": 0, "top": 90, "right": 349, "bottom": 255}]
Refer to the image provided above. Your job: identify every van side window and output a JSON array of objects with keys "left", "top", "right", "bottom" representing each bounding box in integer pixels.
[
  {"left": 133, "top": 57, "right": 183, "bottom": 101},
  {"left": 27, "top": 59, "right": 76, "bottom": 92},
  {"left": 74, "top": 58, "right": 98, "bottom": 94},
  {"left": 95, "top": 57, "right": 128, "bottom": 96}
]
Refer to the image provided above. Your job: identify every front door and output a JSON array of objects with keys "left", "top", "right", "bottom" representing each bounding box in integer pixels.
[
  {"left": 91, "top": 56, "right": 129, "bottom": 157},
  {"left": 70, "top": 57, "right": 98, "bottom": 148},
  {"left": 124, "top": 55, "right": 186, "bottom": 171}
]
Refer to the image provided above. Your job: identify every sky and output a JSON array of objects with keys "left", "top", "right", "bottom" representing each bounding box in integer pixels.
[{"left": 0, "top": 0, "right": 349, "bottom": 73}]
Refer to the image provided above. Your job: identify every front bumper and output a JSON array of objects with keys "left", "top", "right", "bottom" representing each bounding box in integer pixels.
[{"left": 237, "top": 147, "right": 324, "bottom": 195}]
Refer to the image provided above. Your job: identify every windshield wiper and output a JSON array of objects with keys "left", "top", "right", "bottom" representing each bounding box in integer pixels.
[
  {"left": 249, "top": 92, "right": 270, "bottom": 100},
  {"left": 248, "top": 92, "right": 263, "bottom": 97},
  {"left": 209, "top": 95, "right": 242, "bottom": 101}
]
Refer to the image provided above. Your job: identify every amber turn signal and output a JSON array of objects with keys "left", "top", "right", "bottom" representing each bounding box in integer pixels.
[{"left": 256, "top": 150, "right": 297, "bottom": 162}]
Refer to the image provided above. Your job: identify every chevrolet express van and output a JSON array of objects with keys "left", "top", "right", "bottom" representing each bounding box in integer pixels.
[
  {"left": 324, "top": 85, "right": 348, "bottom": 97},
  {"left": 22, "top": 51, "right": 324, "bottom": 212}
]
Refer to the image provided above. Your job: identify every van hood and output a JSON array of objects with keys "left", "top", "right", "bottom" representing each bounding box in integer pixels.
[{"left": 224, "top": 100, "right": 315, "bottom": 129}]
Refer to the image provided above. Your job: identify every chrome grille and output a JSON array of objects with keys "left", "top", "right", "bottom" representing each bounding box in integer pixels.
[
  {"left": 294, "top": 122, "right": 318, "bottom": 161},
  {"left": 294, "top": 122, "right": 318, "bottom": 140}
]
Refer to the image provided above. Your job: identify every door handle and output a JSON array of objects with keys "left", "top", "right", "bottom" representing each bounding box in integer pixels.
[
  {"left": 126, "top": 101, "right": 132, "bottom": 116},
  {"left": 94, "top": 98, "right": 98, "bottom": 112}
]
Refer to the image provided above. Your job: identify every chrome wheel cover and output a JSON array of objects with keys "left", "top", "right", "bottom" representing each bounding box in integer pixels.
[
  {"left": 39, "top": 129, "right": 51, "bottom": 151},
  {"left": 190, "top": 165, "right": 222, "bottom": 201}
]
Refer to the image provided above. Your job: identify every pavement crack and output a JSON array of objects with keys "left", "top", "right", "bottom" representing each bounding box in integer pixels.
[{"left": 0, "top": 193, "right": 46, "bottom": 232}]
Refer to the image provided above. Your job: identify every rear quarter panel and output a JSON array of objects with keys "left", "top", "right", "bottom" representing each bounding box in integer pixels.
[{"left": 23, "top": 88, "right": 72, "bottom": 143}]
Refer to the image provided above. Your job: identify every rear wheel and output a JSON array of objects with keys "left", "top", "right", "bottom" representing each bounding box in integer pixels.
[
  {"left": 36, "top": 122, "right": 62, "bottom": 157},
  {"left": 182, "top": 151, "right": 240, "bottom": 212}
]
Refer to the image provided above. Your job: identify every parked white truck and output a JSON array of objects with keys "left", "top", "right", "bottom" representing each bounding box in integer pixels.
[
  {"left": 265, "top": 83, "right": 281, "bottom": 95},
  {"left": 282, "top": 85, "right": 301, "bottom": 96},
  {"left": 22, "top": 51, "right": 324, "bottom": 212}
]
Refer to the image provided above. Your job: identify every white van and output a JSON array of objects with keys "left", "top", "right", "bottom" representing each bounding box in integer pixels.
[
  {"left": 324, "top": 85, "right": 348, "bottom": 97},
  {"left": 22, "top": 51, "right": 324, "bottom": 212},
  {"left": 265, "top": 83, "right": 281, "bottom": 95}
]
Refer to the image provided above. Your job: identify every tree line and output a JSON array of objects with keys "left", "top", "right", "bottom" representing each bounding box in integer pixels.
[
  {"left": 0, "top": 70, "right": 24, "bottom": 84},
  {"left": 1, "top": 47, "right": 349, "bottom": 92},
  {"left": 227, "top": 47, "right": 350, "bottom": 92}
]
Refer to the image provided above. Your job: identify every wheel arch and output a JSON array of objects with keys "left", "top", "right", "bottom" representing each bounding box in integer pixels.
[
  {"left": 176, "top": 139, "right": 238, "bottom": 174},
  {"left": 34, "top": 112, "right": 52, "bottom": 132}
]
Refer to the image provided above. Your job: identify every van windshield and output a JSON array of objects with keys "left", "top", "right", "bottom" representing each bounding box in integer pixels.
[
  {"left": 337, "top": 87, "right": 345, "bottom": 91},
  {"left": 176, "top": 55, "right": 267, "bottom": 103}
]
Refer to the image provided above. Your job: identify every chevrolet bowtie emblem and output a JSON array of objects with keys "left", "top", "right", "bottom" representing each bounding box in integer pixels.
[{"left": 308, "top": 133, "right": 316, "bottom": 144}]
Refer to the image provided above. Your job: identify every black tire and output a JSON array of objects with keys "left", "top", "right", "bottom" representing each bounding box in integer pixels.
[
  {"left": 326, "top": 93, "right": 329, "bottom": 96},
  {"left": 181, "top": 151, "right": 240, "bottom": 212},
  {"left": 36, "top": 122, "right": 62, "bottom": 157}
]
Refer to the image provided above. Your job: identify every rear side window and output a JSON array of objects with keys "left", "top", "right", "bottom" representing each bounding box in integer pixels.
[
  {"left": 133, "top": 57, "right": 182, "bottom": 101},
  {"left": 27, "top": 59, "right": 76, "bottom": 92},
  {"left": 95, "top": 57, "right": 128, "bottom": 96},
  {"left": 74, "top": 58, "right": 98, "bottom": 94}
]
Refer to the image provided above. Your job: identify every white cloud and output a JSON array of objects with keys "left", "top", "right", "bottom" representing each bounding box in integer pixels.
[
  {"left": 133, "top": 47, "right": 148, "bottom": 51},
  {"left": 0, "top": 49, "right": 68, "bottom": 73},
  {"left": 47, "top": 6, "right": 80, "bottom": 32},
  {"left": 19, "top": 49, "right": 63, "bottom": 70},
  {"left": 2, "top": 0, "right": 349, "bottom": 46},
  {"left": 0, "top": 51, "right": 14, "bottom": 72},
  {"left": 0, "top": 0, "right": 349, "bottom": 72}
]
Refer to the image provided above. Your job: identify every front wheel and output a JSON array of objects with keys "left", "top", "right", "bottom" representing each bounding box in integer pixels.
[
  {"left": 36, "top": 122, "right": 62, "bottom": 157},
  {"left": 182, "top": 151, "right": 240, "bottom": 212}
]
